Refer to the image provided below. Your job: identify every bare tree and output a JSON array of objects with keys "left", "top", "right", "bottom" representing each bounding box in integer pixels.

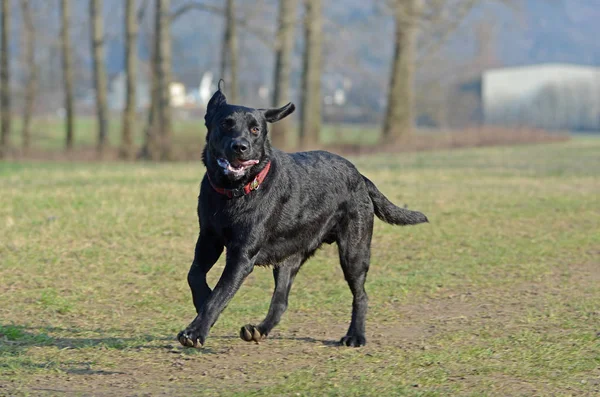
[
  {"left": 156, "top": 0, "right": 172, "bottom": 160},
  {"left": 0, "top": 0, "right": 10, "bottom": 157},
  {"left": 139, "top": 0, "right": 172, "bottom": 161},
  {"left": 121, "top": 0, "right": 138, "bottom": 160},
  {"left": 19, "top": 0, "right": 36, "bottom": 154},
  {"left": 220, "top": 0, "right": 239, "bottom": 103},
  {"left": 138, "top": 0, "right": 161, "bottom": 160},
  {"left": 141, "top": 70, "right": 160, "bottom": 160},
  {"left": 90, "top": 0, "right": 109, "bottom": 157},
  {"left": 299, "top": 0, "right": 322, "bottom": 148},
  {"left": 61, "top": 0, "right": 74, "bottom": 151},
  {"left": 383, "top": 0, "right": 421, "bottom": 142},
  {"left": 271, "top": 0, "right": 297, "bottom": 149}
]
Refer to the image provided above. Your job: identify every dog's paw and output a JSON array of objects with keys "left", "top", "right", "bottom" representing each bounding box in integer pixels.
[
  {"left": 339, "top": 334, "right": 366, "bottom": 347},
  {"left": 239, "top": 324, "right": 264, "bottom": 343},
  {"left": 177, "top": 329, "right": 203, "bottom": 348}
]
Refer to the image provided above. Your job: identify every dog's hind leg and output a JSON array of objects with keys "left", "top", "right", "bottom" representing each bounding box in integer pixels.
[
  {"left": 188, "top": 232, "right": 224, "bottom": 313},
  {"left": 240, "top": 255, "right": 304, "bottom": 343},
  {"left": 337, "top": 215, "right": 373, "bottom": 347}
]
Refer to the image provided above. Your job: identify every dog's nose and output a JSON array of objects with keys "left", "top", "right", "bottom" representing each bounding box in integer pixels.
[{"left": 230, "top": 139, "right": 249, "bottom": 154}]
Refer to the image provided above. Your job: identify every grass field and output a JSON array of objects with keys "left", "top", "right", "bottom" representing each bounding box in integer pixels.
[
  {"left": 1, "top": 138, "right": 599, "bottom": 396},
  {"left": 7, "top": 116, "right": 381, "bottom": 155}
]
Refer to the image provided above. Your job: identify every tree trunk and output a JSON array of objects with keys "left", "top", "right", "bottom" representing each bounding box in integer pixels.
[
  {"left": 121, "top": 0, "right": 137, "bottom": 160},
  {"left": 61, "top": 0, "right": 74, "bottom": 151},
  {"left": 220, "top": 0, "right": 238, "bottom": 103},
  {"left": 140, "top": 56, "right": 159, "bottom": 160},
  {"left": 139, "top": 0, "right": 159, "bottom": 160},
  {"left": 383, "top": 0, "right": 420, "bottom": 142},
  {"left": 0, "top": 0, "right": 11, "bottom": 157},
  {"left": 20, "top": 0, "right": 36, "bottom": 154},
  {"left": 299, "top": 0, "right": 322, "bottom": 148},
  {"left": 155, "top": 0, "right": 172, "bottom": 160},
  {"left": 90, "top": 0, "right": 109, "bottom": 157},
  {"left": 139, "top": 50, "right": 159, "bottom": 161},
  {"left": 271, "top": 0, "right": 297, "bottom": 149}
]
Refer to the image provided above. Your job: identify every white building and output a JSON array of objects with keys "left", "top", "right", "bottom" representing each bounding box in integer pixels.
[
  {"left": 169, "top": 82, "right": 186, "bottom": 108},
  {"left": 483, "top": 64, "right": 600, "bottom": 131}
]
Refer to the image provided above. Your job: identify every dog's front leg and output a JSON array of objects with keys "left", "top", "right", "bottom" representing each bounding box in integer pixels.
[
  {"left": 178, "top": 247, "right": 255, "bottom": 348},
  {"left": 188, "top": 232, "right": 224, "bottom": 313}
]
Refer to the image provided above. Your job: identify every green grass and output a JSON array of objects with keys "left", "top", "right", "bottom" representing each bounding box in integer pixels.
[
  {"left": 1, "top": 138, "right": 599, "bottom": 395},
  {"left": 9, "top": 116, "right": 381, "bottom": 153}
]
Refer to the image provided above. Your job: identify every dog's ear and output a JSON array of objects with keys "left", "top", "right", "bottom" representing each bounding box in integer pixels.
[
  {"left": 261, "top": 103, "right": 295, "bottom": 123},
  {"left": 204, "top": 81, "right": 227, "bottom": 125}
]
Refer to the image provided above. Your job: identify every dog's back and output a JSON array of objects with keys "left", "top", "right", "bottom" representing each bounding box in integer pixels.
[{"left": 276, "top": 148, "right": 428, "bottom": 224}]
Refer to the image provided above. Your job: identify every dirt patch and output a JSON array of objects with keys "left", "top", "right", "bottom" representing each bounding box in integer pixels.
[{"left": 370, "top": 260, "right": 600, "bottom": 351}]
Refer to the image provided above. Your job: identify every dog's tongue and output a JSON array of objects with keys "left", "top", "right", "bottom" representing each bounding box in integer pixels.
[
  {"left": 233, "top": 159, "right": 259, "bottom": 168},
  {"left": 217, "top": 158, "right": 259, "bottom": 174}
]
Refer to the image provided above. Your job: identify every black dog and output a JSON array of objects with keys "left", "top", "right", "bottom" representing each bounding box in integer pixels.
[{"left": 177, "top": 86, "right": 428, "bottom": 348}]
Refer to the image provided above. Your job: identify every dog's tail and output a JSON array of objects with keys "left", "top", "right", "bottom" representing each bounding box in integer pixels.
[{"left": 362, "top": 176, "right": 428, "bottom": 226}]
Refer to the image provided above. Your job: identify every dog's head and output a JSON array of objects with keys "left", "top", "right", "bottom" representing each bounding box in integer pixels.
[{"left": 202, "top": 83, "right": 295, "bottom": 182}]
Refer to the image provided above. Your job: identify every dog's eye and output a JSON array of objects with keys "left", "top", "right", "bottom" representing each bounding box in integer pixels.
[
  {"left": 250, "top": 126, "right": 260, "bottom": 135},
  {"left": 221, "top": 120, "right": 233, "bottom": 130}
]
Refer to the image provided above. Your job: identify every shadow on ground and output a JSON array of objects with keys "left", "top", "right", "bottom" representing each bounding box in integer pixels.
[
  {"left": 0, "top": 324, "right": 214, "bottom": 353},
  {"left": 0, "top": 324, "right": 341, "bottom": 357}
]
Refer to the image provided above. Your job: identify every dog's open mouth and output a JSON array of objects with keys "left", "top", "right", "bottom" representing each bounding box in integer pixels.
[{"left": 217, "top": 158, "right": 259, "bottom": 176}]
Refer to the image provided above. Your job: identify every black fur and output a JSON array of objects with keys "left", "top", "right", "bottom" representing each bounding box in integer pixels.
[{"left": 177, "top": 87, "right": 428, "bottom": 348}]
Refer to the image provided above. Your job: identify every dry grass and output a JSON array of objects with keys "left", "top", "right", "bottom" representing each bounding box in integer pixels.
[{"left": 325, "top": 127, "right": 570, "bottom": 156}]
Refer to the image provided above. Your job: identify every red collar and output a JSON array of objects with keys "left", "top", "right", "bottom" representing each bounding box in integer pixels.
[{"left": 208, "top": 161, "right": 271, "bottom": 199}]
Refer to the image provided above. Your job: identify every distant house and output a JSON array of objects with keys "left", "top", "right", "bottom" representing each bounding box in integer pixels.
[
  {"left": 170, "top": 83, "right": 186, "bottom": 108},
  {"left": 482, "top": 64, "right": 600, "bottom": 131}
]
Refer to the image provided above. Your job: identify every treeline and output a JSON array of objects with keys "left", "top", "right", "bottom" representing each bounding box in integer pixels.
[{"left": 0, "top": 0, "right": 491, "bottom": 160}]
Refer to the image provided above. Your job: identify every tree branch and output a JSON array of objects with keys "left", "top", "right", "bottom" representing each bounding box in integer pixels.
[
  {"left": 417, "top": 0, "right": 478, "bottom": 60},
  {"left": 171, "top": 2, "right": 223, "bottom": 21},
  {"left": 170, "top": 2, "right": 276, "bottom": 49}
]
